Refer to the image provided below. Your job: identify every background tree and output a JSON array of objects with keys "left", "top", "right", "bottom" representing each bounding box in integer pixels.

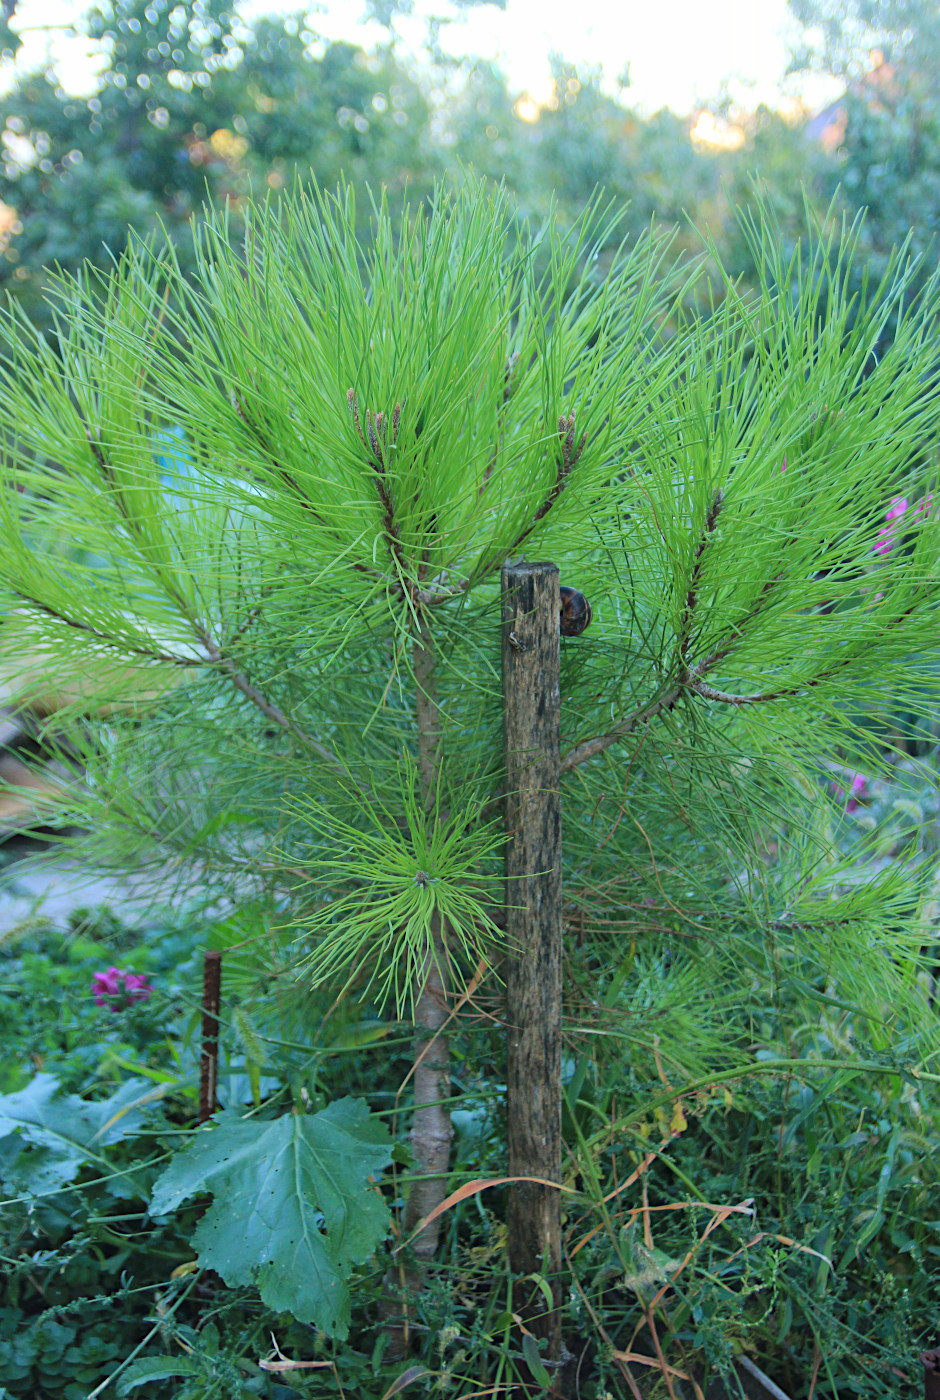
[
  {"left": 3, "top": 0, "right": 939, "bottom": 341},
  {"left": 0, "top": 0, "right": 433, "bottom": 324},
  {"left": 513, "top": 57, "right": 728, "bottom": 256},
  {"left": 787, "top": 0, "right": 940, "bottom": 78},
  {"left": 787, "top": 0, "right": 940, "bottom": 294}
]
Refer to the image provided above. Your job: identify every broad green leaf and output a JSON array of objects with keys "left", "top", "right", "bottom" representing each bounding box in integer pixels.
[
  {"left": 150, "top": 1098, "right": 393, "bottom": 1337},
  {"left": 325, "top": 1021, "right": 395, "bottom": 1051},
  {"left": 521, "top": 1333, "right": 552, "bottom": 1387},
  {"left": 115, "top": 1355, "right": 200, "bottom": 1395},
  {"left": 0, "top": 1074, "right": 153, "bottom": 1194}
]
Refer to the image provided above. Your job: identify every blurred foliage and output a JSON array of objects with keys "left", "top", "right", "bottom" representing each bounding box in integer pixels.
[
  {"left": 787, "top": 0, "right": 940, "bottom": 79},
  {"left": 787, "top": 0, "right": 940, "bottom": 300},
  {"left": 0, "top": 0, "right": 934, "bottom": 332},
  {"left": 0, "top": 0, "right": 435, "bottom": 323}
]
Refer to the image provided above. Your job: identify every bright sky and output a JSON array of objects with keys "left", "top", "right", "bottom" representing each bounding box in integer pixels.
[{"left": 6, "top": 0, "right": 843, "bottom": 115}]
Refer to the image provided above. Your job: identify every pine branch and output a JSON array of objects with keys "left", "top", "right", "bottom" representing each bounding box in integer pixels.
[
  {"left": 78, "top": 414, "right": 199, "bottom": 619},
  {"left": 13, "top": 593, "right": 366, "bottom": 786},
  {"left": 83, "top": 423, "right": 128, "bottom": 524},
  {"left": 414, "top": 572, "right": 472, "bottom": 607},
  {"left": 693, "top": 654, "right": 873, "bottom": 708},
  {"left": 564, "top": 582, "right": 937, "bottom": 773},
  {"left": 688, "top": 679, "right": 775, "bottom": 705},
  {"left": 678, "top": 489, "right": 724, "bottom": 661},
  {"left": 503, "top": 412, "right": 587, "bottom": 558},
  {"left": 404, "top": 359, "right": 524, "bottom": 602},
  {"left": 560, "top": 683, "right": 684, "bottom": 774},
  {"left": 195, "top": 625, "right": 354, "bottom": 779},
  {"left": 348, "top": 390, "right": 406, "bottom": 577},
  {"left": 225, "top": 602, "right": 264, "bottom": 647},
  {"left": 232, "top": 388, "right": 385, "bottom": 583},
  {"left": 692, "top": 584, "right": 936, "bottom": 707},
  {"left": 692, "top": 569, "right": 787, "bottom": 678},
  {"left": 478, "top": 351, "right": 518, "bottom": 499},
  {"left": 559, "top": 648, "right": 840, "bottom": 773},
  {"left": 562, "top": 486, "right": 720, "bottom": 774},
  {"left": 231, "top": 388, "right": 314, "bottom": 512},
  {"left": 460, "top": 411, "right": 590, "bottom": 600},
  {"left": 13, "top": 593, "right": 202, "bottom": 669}
]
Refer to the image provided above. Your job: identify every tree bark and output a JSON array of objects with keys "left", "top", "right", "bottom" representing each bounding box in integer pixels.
[
  {"left": 382, "top": 615, "right": 453, "bottom": 1350},
  {"left": 501, "top": 561, "right": 564, "bottom": 1367},
  {"left": 404, "top": 616, "right": 452, "bottom": 1256},
  {"left": 199, "top": 950, "right": 222, "bottom": 1123},
  {"left": 400, "top": 909, "right": 451, "bottom": 1259}
]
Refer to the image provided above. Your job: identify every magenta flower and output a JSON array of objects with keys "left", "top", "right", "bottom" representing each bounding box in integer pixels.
[
  {"left": 874, "top": 492, "right": 932, "bottom": 555},
  {"left": 92, "top": 967, "right": 122, "bottom": 1004},
  {"left": 874, "top": 495, "right": 908, "bottom": 555},
  {"left": 846, "top": 773, "right": 868, "bottom": 813},
  {"left": 781, "top": 457, "right": 787, "bottom": 475},
  {"left": 92, "top": 967, "right": 153, "bottom": 1008},
  {"left": 122, "top": 973, "right": 153, "bottom": 1003},
  {"left": 830, "top": 771, "right": 869, "bottom": 813}
]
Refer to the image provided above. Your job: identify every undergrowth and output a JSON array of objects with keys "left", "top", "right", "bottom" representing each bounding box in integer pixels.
[{"left": 0, "top": 871, "right": 938, "bottom": 1399}]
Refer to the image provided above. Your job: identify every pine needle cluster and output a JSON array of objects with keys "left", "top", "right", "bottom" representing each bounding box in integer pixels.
[{"left": 0, "top": 178, "right": 937, "bottom": 1059}]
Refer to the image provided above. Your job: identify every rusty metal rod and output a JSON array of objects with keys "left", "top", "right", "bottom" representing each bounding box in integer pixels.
[{"left": 923, "top": 1348, "right": 940, "bottom": 1400}]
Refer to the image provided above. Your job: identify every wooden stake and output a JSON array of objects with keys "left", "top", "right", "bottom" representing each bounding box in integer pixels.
[
  {"left": 501, "top": 560, "right": 564, "bottom": 1368},
  {"left": 199, "top": 950, "right": 223, "bottom": 1123}
]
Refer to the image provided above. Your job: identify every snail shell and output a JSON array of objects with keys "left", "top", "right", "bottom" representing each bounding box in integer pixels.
[{"left": 560, "top": 585, "right": 593, "bottom": 637}]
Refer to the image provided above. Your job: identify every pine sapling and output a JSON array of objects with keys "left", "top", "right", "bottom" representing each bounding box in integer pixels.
[{"left": 0, "top": 183, "right": 939, "bottom": 1349}]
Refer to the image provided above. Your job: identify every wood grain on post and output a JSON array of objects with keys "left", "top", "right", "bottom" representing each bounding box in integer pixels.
[
  {"left": 199, "top": 949, "right": 223, "bottom": 1123},
  {"left": 501, "top": 560, "right": 564, "bottom": 1366}
]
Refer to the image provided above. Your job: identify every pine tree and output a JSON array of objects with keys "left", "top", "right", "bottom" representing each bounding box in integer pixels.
[{"left": 0, "top": 180, "right": 939, "bottom": 1340}]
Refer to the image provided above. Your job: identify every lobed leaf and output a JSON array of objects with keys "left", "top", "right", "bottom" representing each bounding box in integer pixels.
[{"left": 150, "top": 1097, "right": 393, "bottom": 1337}]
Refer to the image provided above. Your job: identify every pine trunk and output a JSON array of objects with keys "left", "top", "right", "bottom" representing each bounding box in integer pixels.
[
  {"left": 382, "top": 616, "right": 453, "bottom": 1349},
  {"left": 404, "top": 618, "right": 453, "bottom": 1253}
]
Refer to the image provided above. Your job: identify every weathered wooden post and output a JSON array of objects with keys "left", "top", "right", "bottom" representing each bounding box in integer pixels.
[
  {"left": 502, "top": 560, "right": 565, "bottom": 1370},
  {"left": 199, "top": 949, "right": 223, "bottom": 1123}
]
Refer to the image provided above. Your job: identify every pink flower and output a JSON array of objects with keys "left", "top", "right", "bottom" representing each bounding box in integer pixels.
[
  {"left": 92, "top": 967, "right": 153, "bottom": 1008},
  {"left": 122, "top": 973, "right": 153, "bottom": 1003},
  {"left": 846, "top": 773, "right": 868, "bottom": 813},
  {"left": 781, "top": 457, "right": 787, "bottom": 475},
  {"left": 830, "top": 771, "right": 869, "bottom": 813},
  {"left": 92, "top": 967, "right": 123, "bottom": 1005},
  {"left": 874, "top": 492, "right": 932, "bottom": 555},
  {"left": 874, "top": 496, "right": 909, "bottom": 555}
]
